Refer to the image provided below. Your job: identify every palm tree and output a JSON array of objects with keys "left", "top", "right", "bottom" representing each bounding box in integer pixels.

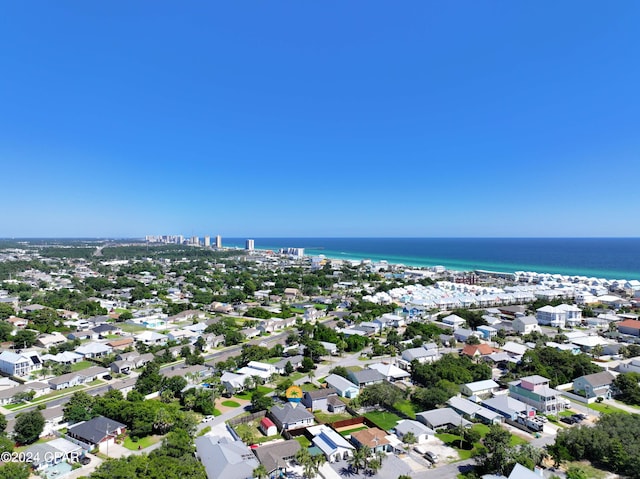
[
  {"left": 253, "top": 465, "right": 268, "bottom": 479},
  {"left": 348, "top": 447, "right": 366, "bottom": 473},
  {"left": 307, "top": 369, "right": 315, "bottom": 384}
]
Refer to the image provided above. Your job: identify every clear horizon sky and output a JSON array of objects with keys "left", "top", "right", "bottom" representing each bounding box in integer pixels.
[{"left": 1, "top": 2, "right": 639, "bottom": 238}]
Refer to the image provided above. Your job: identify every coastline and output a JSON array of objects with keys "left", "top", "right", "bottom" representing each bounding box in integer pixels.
[{"left": 223, "top": 238, "right": 640, "bottom": 281}]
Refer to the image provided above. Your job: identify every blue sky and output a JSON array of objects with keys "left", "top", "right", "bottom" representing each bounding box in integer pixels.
[{"left": 1, "top": 2, "right": 638, "bottom": 238}]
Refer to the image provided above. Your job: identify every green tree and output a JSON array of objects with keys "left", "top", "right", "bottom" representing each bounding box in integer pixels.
[
  {"left": 0, "top": 304, "right": 15, "bottom": 320},
  {"left": 253, "top": 465, "right": 268, "bottom": 479},
  {"left": 251, "top": 392, "right": 273, "bottom": 412},
  {"left": 63, "top": 391, "right": 96, "bottom": 423},
  {"left": 0, "top": 463, "right": 29, "bottom": 479},
  {"left": 12, "top": 329, "right": 37, "bottom": 348},
  {"left": 0, "top": 413, "right": 6, "bottom": 434},
  {"left": 284, "top": 361, "right": 294, "bottom": 376},
  {"left": 135, "top": 362, "right": 165, "bottom": 395},
  {"left": 13, "top": 410, "right": 45, "bottom": 445}
]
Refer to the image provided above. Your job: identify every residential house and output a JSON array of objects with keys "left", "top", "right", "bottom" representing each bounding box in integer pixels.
[
  {"left": 75, "top": 342, "right": 113, "bottom": 359},
  {"left": 416, "top": 408, "right": 472, "bottom": 430},
  {"left": 41, "top": 351, "right": 83, "bottom": 365},
  {"left": 325, "top": 374, "right": 360, "bottom": 398},
  {"left": 35, "top": 332, "right": 67, "bottom": 348},
  {"left": 221, "top": 372, "right": 249, "bottom": 395},
  {"left": 318, "top": 341, "right": 338, "bottom": 355},
  {"left": 350, "top": 427, "right": 391, "bottom": 453},
  {"left": 394, "top": 420, "right": 434, "bottom": 444},
  {"left": 253, "top": 440, "right": 301, "bottom": 476},
  {"left": 67, "top": 330, "right": 97, "bottom": 341},
  {"left": 91, "top": 324, "right": 122, "bottom": 338},
  {"left": 195, "top": 436, "right": 259, "bottom": 479},
  {"left": 447, "top": 396, "right": 502, "bottom": 424},
  {"left": 367, "top": 362, "right": 411, "bottom": 382},
  {"left": 617, "top": 319, "right": 640, "bottom": 337},
  {"left": 308, "top": 424, "right": 355, "bottom": 462},
  {"left": 67, "top": 416, "right": 126, "bottom": 451},
  {"left": 477, "top": 325, "right": 498, "bottom": 340},
  {"left": 512, "top": 316, "right": 541, "bottom": 335},
  {"left": 508, "top": 375, "right": 566, "bottom": 414},
  {"left": 167, "top": 328, "right": 198, "bottom": 343},
  {"left": 24, "top": 437, "right": 83, "bottom": 472},
  {"left": 441, "top": 314, "right": 466, "bottom": 329},
  {"left": 237, "top": 361, "right": 275, "bottom": 380},
  {"left": 461, "top": 343, "right": 497, "bottom": 360},
  {"left": 301, "top": 388, "right": 338, "bottom": 411},
  {"left": 105, "top": 337, "right": 134, "bottom": 351},
  {"left": 268, "top": 403, "right": 315, "bottom": 431},
  {"left": 573, "top": 371, "right": 616, "bottom": 400},
  {"left": 453, "top": 328, "right": 481, "bottom": 343},
  {"left": 460, "top": 379, "right": 500, "bottom": 399},
  {"left": 273, "top": 355, "right": 303, "bottom": 375},
  {"left": 536, "top": 305, "right": 566, "bottom": 328},
  {"left": 481, "top": 395, "right": 530, "bottom": 421},
  {"left": 401, "top": 346, "right": 441, "bottom": 365},
  {"left": 502, "top": 341, "right": 529, "bottom": 359},
  {"left": 347, "top": 369, "right": 385, "bottom": 389},
  {"left": 135, "top": 331, "right": 168, "bottom": 345},
  {"left": 0, "top": 350, "right": 42, "bottom": 377}
]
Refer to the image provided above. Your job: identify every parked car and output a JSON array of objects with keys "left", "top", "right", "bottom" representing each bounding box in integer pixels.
[
  {"left": 560, "top": 416, "right": 577, "bottom": 425},
  {"left": 201, "top": 415, "right": 215, "bottom": 423},
  {"left": 424, "top": 451, "right": 439, "bottom": 464},
  {"left": 80, "top": 457, "right": 91, "bottom": 465}
]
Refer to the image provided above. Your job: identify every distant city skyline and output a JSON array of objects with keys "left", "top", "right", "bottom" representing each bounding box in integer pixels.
[{"left": 1, "top": 2, "right": 639, "bottom": 238}]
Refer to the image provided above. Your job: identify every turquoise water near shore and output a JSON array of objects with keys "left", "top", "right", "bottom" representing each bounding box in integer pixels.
[{"left": 224, "top": 238, "right": 640, "bottom": 280}]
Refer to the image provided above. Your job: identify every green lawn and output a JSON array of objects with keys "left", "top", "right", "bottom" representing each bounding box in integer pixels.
[
  {"left": 301, "top": 382, "right": 319, "bottom": 392},
  {"left": 346, "top": 365, "right": 363, "bottom": 372},
  {"left": 435, "top": 424, "right": 510, "bottom": 460},
  {"left": 339, "top": 426, "right": 368, "bottom": 437},
  {"left": 314, "top": 304, "right": 328, "bottom": 310},
  {"left": 364, "top": 411, "right": 402, "bottom": 431},
  {"left": 314, "top": 411, "right": 354, "bottom": 424},
  {"left": 588, "top": 402, "right": 629, "bottom": 415},
  {"left": 32, "top": 385, "right": 85, "bottom": 402},
  {"left": 221, "top": 400, "right": 241, "bottom": 408},
  {"left": 3, "top": 402, "right": 25, "bottom": 410},
  {"left": 234, "top": 385, "right": 274, "bottom": 400},
  {"left": 118, "top": 323, "right": 148, "bottom": 333},
  {"left": 564, "top": 462, "right": 608, "bottom": 479},
  {"left": 87, "top": 379, "right": 104, "bottom": 386},
  {"left": 123, "top": 435, "right": 161, "bottom": 451},
  {"left": 393, "top": 399, "right": 417, "bottom": 419},
  {"left": 70, "top": 360, "right": 95, "bottom": 372},
  {"left": 295, "top": 435, "right": 312, "bottom": 448},
  {"left": 234, "top": 421, "right": 280, "bottom": 445}
]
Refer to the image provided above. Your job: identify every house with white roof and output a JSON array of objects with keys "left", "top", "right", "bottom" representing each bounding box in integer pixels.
[
  {"left": 441, "top": 314, "right": 466, "bottom": 329},
  {"left": 75, "top": 342, "right": 113, "bottom": 359},
  {"left": 401, "top": 346, "right": 441, "bottom": 365},
  {"left": 308, "top": 424, "right": 355, "bottom": 462},
  {"left": 460, "top": 379, "right": 500, "bottom": 399},
  {"left": 195, "top": 436, "right": 259, "bottom": 479},
  {"left": 236, "top": 361, "right": 275, "bottom": 380},
  {"left": 536, "top": 305, "right": 566, "bottom": 328},
  {"left": 394, "top": 420, "right": 434, "bottom": 444},
  {"left": 367, "top": 362, "right": 411, "bottom": 382},
  {"left": 0, "top": 351, "right": 42, "bottom": 377},
  {"left": 135, "top": 331, "right": 168, "bottom": 345},
  {"left": 220, "top": 372, "right": 249, "bottom": 394}
]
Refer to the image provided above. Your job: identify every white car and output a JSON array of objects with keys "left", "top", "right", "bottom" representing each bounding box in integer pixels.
[{"left": 202, "top": 415, "right": 214, "bottom": 423}]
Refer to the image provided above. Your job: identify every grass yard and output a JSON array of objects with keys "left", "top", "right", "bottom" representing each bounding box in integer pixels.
[
  {"left": 588, "top": 402, "right": 629, "bottom": 415},
  {"left": 118, "top": 322, "right": 149, "bottom": 333},
  {"left": 294, "top": 435, "right": 312, "bottom": 448},
  {"left": 234, "top": 385, "right": 274, "bottom": 401},
  {"left": 33, "top": 385, "right": 85, "bottom": 402},
  {"left": 313, "top": 411, "right": 354, "bottom": 424},
  {"left": 234, "top": 421, "right": 280, "bottom": 445},
  {"left": 123, "top": 435, "right": 161, "bottom": 451},
  {"left": 197, "top": 426, "right": 211, "bottom": 437},
  {"left": 564, "top": 461, "right": 608, "bottom": 479},
  {"left": 221, "top": 400, "right": 241, "bottom": 408},
  {"left": 393, "top": 399, "right": 417, "bottom": 419},
  {"left": 340, "top": 426, "right": 368, "bottom": 437},
  {"left": 301, "top": 382, "right": 319, "bottom": 392},
  {"left": 346, "top": 365, "right": 363, "bottom": 372},
  {"left": 435, "top": 424, "right": 511, "bottom": 460},
  {"left": 70, "top": 360, "right": 94, "bottom": 372},
  {"left": 364, "top": 411, "right": 403, "bottom": 431}
]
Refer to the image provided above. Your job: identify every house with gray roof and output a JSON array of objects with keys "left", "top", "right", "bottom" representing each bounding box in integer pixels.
[
  {"left": 573, "top": 371, "right": 615, "bottom": 400},
  {"left": 75, "top": 342, "right": 113, "bottom": 359},
  {"left": 195, "top": 435, "right": 259, "bottom": 479},
  {"left": 67, "top": 416, "right": 126, "bottom": 450},
  {"left": 347, "top": 369, "right": 385, "bottom": 388},
  {"left": 301, "top": 387, "right": 337, "bottom": 411},
  {"left": 447, "top": 396, "right": 502, "bottom": 424},
  {"left": 268, "top": 403, "right": 315, "bottom": 431},
  {"left": 481, "top": 395, "right": 529, "bottom": 421},
  {"left": 273, "top": 355, "right": 303, "bottom": 375},
  {"left": 416, "top": 408, "right": 472, "bottom": 430},
  {"left": 253, "top": 440, "right": 301, "bottom": 475},
  {"left": 324, "top": 374, "right": 360, "bottom": 399}
]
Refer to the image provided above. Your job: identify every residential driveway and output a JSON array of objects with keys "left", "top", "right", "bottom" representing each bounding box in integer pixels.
[
  {"left": 63, "top": 453, "right": 103, "bottom": 479},
  {"left": 329, "top": 454, "right": 413, "bottom": 479}
]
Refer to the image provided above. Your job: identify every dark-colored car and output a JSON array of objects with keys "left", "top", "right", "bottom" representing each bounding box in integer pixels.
[
  {"left": 103, "top": 375, "right": 112, "bottom": 380},
  {"left": 561, "top": 416, "right": 577, "bottom": 425},
  {"left": 80, "top": 456, "right": 91, "bottom": 465}
]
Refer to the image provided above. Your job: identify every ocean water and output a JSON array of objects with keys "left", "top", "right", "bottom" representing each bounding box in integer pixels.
[{"left": 223, "top": 238, "right": 640, "bottom": 280}]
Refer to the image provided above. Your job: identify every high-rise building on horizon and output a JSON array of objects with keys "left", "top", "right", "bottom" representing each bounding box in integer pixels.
[
  {"left": 245, "top": 239, "right": 255, "bottom": 251},
  {"left": 204, "top": 236, "right": 210, "bottom": 247},
  {"left": 215, "top": 235, "right": 222, "bottom": 248}
]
